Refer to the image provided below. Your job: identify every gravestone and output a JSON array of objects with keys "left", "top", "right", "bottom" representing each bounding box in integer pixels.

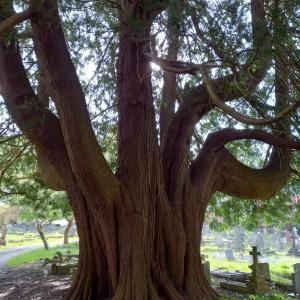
[
  {"left": 257, "top": 263, "right": 271, "bottom": 281},
  {"left": 292, "top": 263, "right": 300, "bottom": 296},
  {"left": 246, "top": 247, "right": 269, "bottom": 294},
  {"left": 292, "top": 270, "right": 300, "bottom": 296},
  {"left": 225, "top": 249, "right": 234, "bottom": 260},
  {"left": 294, "top": 263, "right": 300, "bottom": 272},
  {"left": 255, "top": 231, "right": 266, "bottom": 254},
  {"left": 233, "top": 227, "right": 245, "bottom": 252},
  {"left": 202, "top": 261, "right": 211, "bottom": 284},
  {"left": 45, "top": 262, "right": 77, "bottom": 275},
  {"left": 220, "top": 246, "right": 269, "bottom": 295}
]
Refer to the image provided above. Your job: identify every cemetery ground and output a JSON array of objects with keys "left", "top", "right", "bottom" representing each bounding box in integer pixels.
[
  {"left": 0, "top": 227, "right": 299, "bottom": 299},
  {"left": 1, "top": 231, "right": 78, "bottom": 249},
  {"left": 202, "top": 245, "right": 300, "bottom": 284},
  {"left": 0, "top": 244, "right": 298, "bottom": 299}
]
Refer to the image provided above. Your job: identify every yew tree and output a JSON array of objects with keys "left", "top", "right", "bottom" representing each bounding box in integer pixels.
[{"left": 0, "top": 0, "right": 300, "bottom": 299}]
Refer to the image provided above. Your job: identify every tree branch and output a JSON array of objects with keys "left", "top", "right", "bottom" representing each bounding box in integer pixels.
[
  {"left": 191, "top": 128, "right": 300, "bottom": 181},
  {"left": 30, "top": 0, "right": 120, "bottom": 203},
  {"left": 0, "top": 9, "right": 33, "bottom": 38},
  {"left": 160, "top": 4, "right": 181, "bottom": 143},
  {"left": 199, "top": 64, "right": 300, "bottom": 125},
  {"left": 214, "top": 147, "right": 291, "bottom": 200},
  {"left": 203, "top": 128, "right": 300, "bottom": 152}
]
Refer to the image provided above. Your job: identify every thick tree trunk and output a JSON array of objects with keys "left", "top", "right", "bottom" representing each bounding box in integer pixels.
[
  {"left": 63, "top": 219, "right": 73, "bottom": 245},
  {"left": 36, "top": 221, "right": 49, "bottom": 250},
  {"left": 61, "top": 8, "right": 217, "bottom": 298},
  {"left": 65, "top": 188, "right": 217, "bottom": 300}
]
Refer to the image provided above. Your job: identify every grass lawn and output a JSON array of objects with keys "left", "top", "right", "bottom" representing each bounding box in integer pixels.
[
  {"left": 0, "top": 232, "right": 78, "bottom": 249},
  {"left": 6, "top": 243, "right": 79, "bottom": 267}
]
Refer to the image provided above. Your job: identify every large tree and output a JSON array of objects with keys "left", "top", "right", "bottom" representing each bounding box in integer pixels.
[{"left": 0, "top": 0, "right": 300, "bottom": 299}]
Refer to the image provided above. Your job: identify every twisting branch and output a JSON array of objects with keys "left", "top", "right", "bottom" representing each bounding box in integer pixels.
[
  {"left": 203, "top": 128, "right": 300, "bottom": 152},
  {"left": 0, "top": 9, "right": 34, "bottom": 38},
  {"left": 214, "top": 147, "right": 291, "bottom": 200},
  {"left": 199, "top": 64, "right": 300, "bottom": 126},
  {"left": 190, "top": 127, "right": 299, "bottom": 197}
]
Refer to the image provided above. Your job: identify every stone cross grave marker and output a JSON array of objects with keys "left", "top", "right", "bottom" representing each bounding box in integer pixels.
[
  {"left": 246, "top": 246, "right": 270, "bottom": 295},
  {"left": 220, "top": 246, "right": 269, "bottom": 295}
]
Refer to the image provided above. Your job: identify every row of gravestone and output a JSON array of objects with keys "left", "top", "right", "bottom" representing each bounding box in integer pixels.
[
  {"left": 213, "top": 228, "right": 300, "bottom": 254},
  {"left": 202, "top": 246, "right": 300, "bottom": 297}
]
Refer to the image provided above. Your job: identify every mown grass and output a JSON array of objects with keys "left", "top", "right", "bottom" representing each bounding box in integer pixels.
[
  {"left": 6, "top": 243, "right": 79, "bottom": 267},
  {"left": 0, "top": 232, "right": 78, "bottom": 249}
]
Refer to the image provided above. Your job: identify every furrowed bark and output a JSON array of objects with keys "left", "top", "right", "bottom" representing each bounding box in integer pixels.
[
  {"left": 30, "top": 0, "right": 120, "bottom": 206},
  {"left": 0, "top": 6, "right": 119, "bottom": 296},
  {"left": 215, "top": 147, "right": 291, "bottom": 200},
  {"left": 30, "top": 5, "right": 121, "bottom": 291},
  {"left": 159, "top": 5, "right": 181, "bottom": 142},
  {"left": 115, "top": 6, "right": 168, "bottom": 298}
]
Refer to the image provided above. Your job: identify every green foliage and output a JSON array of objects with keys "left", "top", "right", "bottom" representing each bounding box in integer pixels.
[
  {"left": 0, "top": 137, "right": 72, "bottom": 223},
  {"left": 0, "top": 0, "right": 299, "bottom": 234}
]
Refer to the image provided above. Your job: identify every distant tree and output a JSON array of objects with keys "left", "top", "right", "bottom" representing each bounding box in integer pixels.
[
  {"left": 63, "top": 218, "right": 74, "bottom": 245},
  {"left": 0, "top": 205, "right": 18, "bottom": 245}
]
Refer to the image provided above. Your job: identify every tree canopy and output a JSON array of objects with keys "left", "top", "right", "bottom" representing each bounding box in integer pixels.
[{"left": 0, "top": 0, "right": 300, "bottom": 299}]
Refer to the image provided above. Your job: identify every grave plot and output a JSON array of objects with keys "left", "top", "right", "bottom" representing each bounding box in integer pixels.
[
  {"left": 219, "top": 246, "right": 270, "bottom": 295},
  {"left": 43, "top": 252, "right": 78, "bottom": 275}
]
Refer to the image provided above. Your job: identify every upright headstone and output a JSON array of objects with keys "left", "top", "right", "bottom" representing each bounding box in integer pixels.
[
  {"left": 234, "top": 227, "right": 245, "bottom": 252},
  {"left": 202, "top": 261, "right": 211, "bottom": 284},
  {"left": 255, "top": 231, "right": 266, "bottom": 254},
  {"left": 292, "top": 269, "right": 300, "bottom": 296},
  {"left": 257, "top": 263, "right": 271, "bottom": 281},
  {"left": 225, "top": 249, "right": 234, "bottom": 260},
  {"left": 294, "top": 263, "right": 300, "bottom": 272}
]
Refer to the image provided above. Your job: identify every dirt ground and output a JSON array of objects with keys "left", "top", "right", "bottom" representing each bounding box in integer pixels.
[{"left": 0, "top": 264, "right": 71, "bottom": 300}]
